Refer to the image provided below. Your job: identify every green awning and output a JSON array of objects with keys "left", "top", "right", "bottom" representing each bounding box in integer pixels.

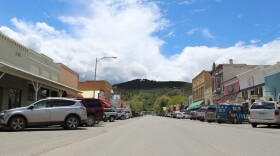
[{"left": 187, "top": 100, "right": 204, "bottom": 110}]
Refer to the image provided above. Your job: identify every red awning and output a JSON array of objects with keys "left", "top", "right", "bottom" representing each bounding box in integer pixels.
[{"left": 100, "top": 100, "right": 111, "bottom": 108}]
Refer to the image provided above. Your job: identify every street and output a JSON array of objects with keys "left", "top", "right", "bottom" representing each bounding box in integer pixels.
[{"left": 1, "top": 116, "right": 280, "bottom": 156}]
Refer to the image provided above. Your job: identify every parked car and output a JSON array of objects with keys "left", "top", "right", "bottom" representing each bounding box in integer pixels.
[
  {"left": 0, "top": 97, "right": 87, "bottom": 131},
  {"left": 174, "top": 111, "right": 183, "bottom": 119},
  {"left": 205, "top": 105, "right": 217, "bottom": 122},
  {"left": 125, "top": 110, "right": 133, "bottom": 118},
  {"left": 248, "top": 101, "right": 280, "bottom": 128},
  {"left": 216, "top": 104, "right": 246, "bottom": 124},
  {"left": 117, "top": 108, "right": 126, "bottom": 120},
  {"left": 189, "top": 110, "right": 198, "bottom": 120},
  {"left": 171, "top": 112, "right": 177, "bottom": 118},
  {"left": 196, "top": 107, "right": 208, "bottom": 122},
  {"left": 103, "top": 108, "right": 118, "bottom": 122},
  {"left": 77, "top": 98, "right": 104, "bottom": 126},
  {"left": 182, "top": 111, "right": 191, "bottom": 119}
]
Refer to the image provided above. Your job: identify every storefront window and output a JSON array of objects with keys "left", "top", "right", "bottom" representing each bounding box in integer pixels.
[
  {"left": 216, "top": 77, "right": 221, "bottom": 90},
  {"left": 9, "top": 88, "right": 22, "bottom": 109},
  {"left": 38, "top": 88, "right": 49, "bottom": 100},
  {"left": 28, "top": 84, "right": 35, "bottom": 101}
]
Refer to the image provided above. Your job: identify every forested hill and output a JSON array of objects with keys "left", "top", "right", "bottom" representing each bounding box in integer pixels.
[{"left": 113, "top": 79, "right": 191, "bottom": 90}]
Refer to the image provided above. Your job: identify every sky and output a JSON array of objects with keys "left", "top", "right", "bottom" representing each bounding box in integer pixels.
[{"left": 1, "top": 0, "right": 280, "bottom": 84}]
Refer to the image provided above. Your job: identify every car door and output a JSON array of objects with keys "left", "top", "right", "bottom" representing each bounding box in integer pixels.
[
  {"left": 28, "top": 100, "right": 51, "bottom": 123},
  {"left": 50, "top": 99, "right": 76, "bottom": 122}
]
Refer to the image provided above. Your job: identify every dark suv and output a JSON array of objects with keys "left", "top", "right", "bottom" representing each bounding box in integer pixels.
[{"left": 77, "top": 98, "right": 104, "bottom": 126}]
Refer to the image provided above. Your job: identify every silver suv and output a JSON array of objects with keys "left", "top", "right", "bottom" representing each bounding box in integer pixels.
[
  {"left": 249, "top": 101, "right": 280, "bottom": 127},
  {"left": 0, "top": 97, "right": 87, "bottom": 131}
]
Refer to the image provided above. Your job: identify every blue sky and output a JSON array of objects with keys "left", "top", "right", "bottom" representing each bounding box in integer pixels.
[{"left": 1, "top": 0, "right": 280, "bottom": 84}]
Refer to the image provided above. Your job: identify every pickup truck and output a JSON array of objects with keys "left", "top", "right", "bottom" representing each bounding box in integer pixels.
[{"left": 103, "top": 108, "right": 118, "bottom": 122}]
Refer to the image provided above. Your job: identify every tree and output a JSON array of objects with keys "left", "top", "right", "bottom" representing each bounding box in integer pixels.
[
  {"left": 167, "top": 96, "right": 187, "bottom": 109},
  {"left": 153, "top": 96, "right": 170, "bottom": 113}
]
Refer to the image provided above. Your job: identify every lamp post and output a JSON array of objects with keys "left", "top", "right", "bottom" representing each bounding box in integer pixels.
[{"left": 93, "top": 56, "right": 117, "bottom": 98}]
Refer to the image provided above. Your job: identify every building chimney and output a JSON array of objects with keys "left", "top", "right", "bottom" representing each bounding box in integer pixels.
[{"left": 229, "top": 59, "right": 233, "bottom": 64}]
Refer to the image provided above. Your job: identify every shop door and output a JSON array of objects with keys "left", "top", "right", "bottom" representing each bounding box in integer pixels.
[{"left": 8, "top": 88, "right": 22, "bottom": 109}]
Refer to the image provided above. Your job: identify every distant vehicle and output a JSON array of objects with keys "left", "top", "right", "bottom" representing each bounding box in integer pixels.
[
  {"left": 182, "top": 111, "right": 191, "bottom": 119},
  {"left": 174, "top": 111, "right": 183, "bottom": 119},
  {"left": 0, "top": 97, "right": 87, "bottom": 131},
  {"left": 103, "top": 108, "right": 118, "bottom": 122},
  {"left": 125, "top": 109, "right": 133, "bottom": 118},
  {"left": 171, "top": 112, "right": 177, "bottom": 118},
  {"left": 205, "top": 105, "right": 217, "bottom": 122},
  {"left": 77, "top": 98, "right": 105, "bottom": 126},
  {"left": 116, "top": 108, "right": 126, "bottom": 120},
  {"left": 248, "top": 101, "right": 280, "bottom": 128},
  {"left": 196, "top": 107, "right": 208, "bottom": 122},
  {"left": 216, "top": 104, "right": 246, "bottom": 124},
  {"left": 189, "top": 110, "right": 198, "bottom": 120}
]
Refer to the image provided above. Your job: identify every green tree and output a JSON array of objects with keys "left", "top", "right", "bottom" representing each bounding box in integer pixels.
[
  {"left": 167, "top": 96, "right": 187, "bottom": 109},
  {"left": 153, "top": 96, "right": 170, "bottom": 113}
]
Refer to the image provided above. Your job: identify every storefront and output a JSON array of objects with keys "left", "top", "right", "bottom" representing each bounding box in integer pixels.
[
  {"left": 236, "top": 65, "right": 267, "bottom": 108},
  {"left": 264, "top": 62, "right": 280, "bottom": 101}
]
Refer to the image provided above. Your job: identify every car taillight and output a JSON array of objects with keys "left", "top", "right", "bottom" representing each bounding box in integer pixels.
[{"left": 275, "top": 110, "right": 279, "bottom": 116}]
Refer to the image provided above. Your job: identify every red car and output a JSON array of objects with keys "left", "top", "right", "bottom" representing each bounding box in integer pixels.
[{"left": 77, "top": 98, "right": 105, "bottom": 126}]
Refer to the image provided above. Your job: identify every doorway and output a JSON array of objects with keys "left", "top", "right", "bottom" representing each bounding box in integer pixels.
[{"left": 8, "top": 88, "right": 22, "bottom": 109}]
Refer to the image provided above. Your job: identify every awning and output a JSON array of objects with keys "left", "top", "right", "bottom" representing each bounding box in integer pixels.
[
  {"left": 100, "top": 99, "right": 111, "bottom": 108},
  {"left": 187, "top": 100, "right": 205, "bottom": 110}
]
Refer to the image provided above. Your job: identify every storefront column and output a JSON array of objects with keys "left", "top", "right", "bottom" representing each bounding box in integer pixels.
[
  {"left": 32, "top": 81, "right": 41, "bottom": 101},
  {"left": 58, "top": 89, "right": 64, "bottom": 97},
  {"left": 0, "top": 72, "right": 5, "bottom": 79}
]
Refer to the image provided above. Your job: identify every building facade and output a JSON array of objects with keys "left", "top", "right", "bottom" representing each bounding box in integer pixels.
[
  {"left": 204, "top": 86, "right": 213, "bottom": 104},
  {"left": 192, "top": 70, "right": 212, "bottom": 103},
  {"left": 263, "top": 62, "right": 280, "bottom": 102},
  {"left": 211, "top": 59, "right": 256, "bottom": 104},
  {"left": 78, "top": 80, "right": 113, "bottom": 102},
  {"left": 0, "top": 31, "right": 80, "bottom": 110},
  {"left": 236, "top": 65, "right": 268, "bottom": 109}
]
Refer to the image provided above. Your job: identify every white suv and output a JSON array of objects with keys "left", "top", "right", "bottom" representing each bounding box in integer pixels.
[
  {"left": 0, "top": 97, "right": 87, "bottom": 131},
  {"left": 248, "top": 101, "right": 280, "bottom": 128}
]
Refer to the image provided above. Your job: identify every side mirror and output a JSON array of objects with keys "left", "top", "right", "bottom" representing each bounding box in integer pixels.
[{"left": 28, "top": 105, "right": 34, "bottom": 110}]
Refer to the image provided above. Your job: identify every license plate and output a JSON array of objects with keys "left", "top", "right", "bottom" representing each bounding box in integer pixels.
[{"left": 259, "top": 112, "right": 265, "bottom": 116}]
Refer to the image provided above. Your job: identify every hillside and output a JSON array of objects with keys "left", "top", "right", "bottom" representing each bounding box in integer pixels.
[
  {"left": 113, "top": 79, "right": 191, "bottom": 90},
  {"left": 112, "top": 79, "right": 192, "bottom": 112}
]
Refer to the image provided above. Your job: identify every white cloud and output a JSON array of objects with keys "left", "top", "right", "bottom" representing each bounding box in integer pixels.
[
  {"left": 1, "top": 0, "right": 280, "bottom": 84},
  {"left": 179, "top": 0, "right": 196, "bottom": 5},
  {"left": 250, "top": 39, "right": 260, "bottom": 44},
  {"left": 187, "top": 28, "right": 215, "bottom": 39},
  {"left": 202, "top": 28, "right": 215, "bottom": 39}
]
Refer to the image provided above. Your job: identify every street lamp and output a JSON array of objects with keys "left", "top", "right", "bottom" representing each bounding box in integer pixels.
[{"left": 93, "top": 56, "right": 117, "bottom": 98}]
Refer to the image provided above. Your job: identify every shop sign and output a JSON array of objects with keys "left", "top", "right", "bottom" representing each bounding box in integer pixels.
[{"left": 250, "top": 95, "right": 259, "bottom": 100}]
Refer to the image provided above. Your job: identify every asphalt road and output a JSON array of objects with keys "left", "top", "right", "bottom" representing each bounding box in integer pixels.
[{"left": 1, "top": 116, "right": 280, "bottom": 156}]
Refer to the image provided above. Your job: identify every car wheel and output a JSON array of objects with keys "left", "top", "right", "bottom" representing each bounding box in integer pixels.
[
  {"left": 251, "top": 123, "right": 257, "bottom": 128},
  {"left": 9, "top": 116, "right": 26, "bottom": 131},
  {"left": 103, "top": 119, "right": 108, "bottom": 122},
  {"left": 109, "top": 116, "right": 115, "bottom": 122},
  {"left": 86, "top": 115, "right": 96, "bottom": 126},
  {"left": 65, "top": 116, "right": 79, "bottom": 130}
]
